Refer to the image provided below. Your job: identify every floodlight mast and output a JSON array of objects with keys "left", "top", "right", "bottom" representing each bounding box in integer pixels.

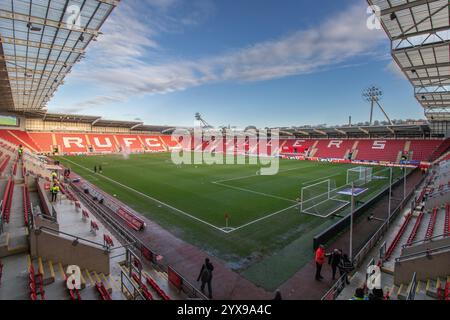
[
  {"left": 195, "top": 113, "right": 213, "bottom": 129},
  {"left": 362, "top": 86, "right": 393, "bottom": 126}
]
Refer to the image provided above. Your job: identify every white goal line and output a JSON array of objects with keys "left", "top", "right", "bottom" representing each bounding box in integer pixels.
[{"left": 301, "top": 198, "right": 349, "bottom": 218}]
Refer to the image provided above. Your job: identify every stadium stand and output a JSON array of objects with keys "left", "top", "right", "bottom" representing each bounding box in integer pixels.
[
  {"left": 430, "top": 139, "right": 450, "bottom": 162},
  {"left": 313, "top": 140, "right": 354, "bottom": 159},
  {"left": 55, "top": 133, "right": 89, "bottom": 154},
  {"left": 28, "top": 133, "right": 54, "bottom": 153},
  {"left": 0, "top": 131, "right": 23, "bottom": 148},
  {"left": 409, "top": 140, "right": 444, "bottom": 162},
  {"left": 0, "top": 137, "right": 186, "bottom": 300},
  {"left": 355, "top": 139, "right": 406, "bottom": 162},
  {"left": 88, "top": 134, "right": 118, "bottom": 153},
  {"left": 1, "top": 130, "right": 448, "bottom": 166},
  {"left": 8, "top": 130, "right": 40, "bottom": 152}
]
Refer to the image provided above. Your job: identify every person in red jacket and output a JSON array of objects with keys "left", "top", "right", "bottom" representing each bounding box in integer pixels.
[{"left": 315, "top": 245, "right": 326, "bottom": 281}]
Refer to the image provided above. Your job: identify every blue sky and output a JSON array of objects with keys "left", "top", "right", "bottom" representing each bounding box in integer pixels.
[{"left": 47, "top": 0, "right": 424, "bottom": 127}]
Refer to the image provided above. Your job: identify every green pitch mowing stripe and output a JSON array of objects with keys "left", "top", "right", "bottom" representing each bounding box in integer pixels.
[{"left": 56, "top": 153, "right": 405, "bottom": 291}]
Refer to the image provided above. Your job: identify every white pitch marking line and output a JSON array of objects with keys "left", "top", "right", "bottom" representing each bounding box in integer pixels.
[
  {"left": 213, "top": 163, "right": 318, "bottom": 184},
  {"left": 227, "top": 203, "right": 300, "bottom": 233},
  {"left": 212, "top": 181, "right": 297, "bottom": 203},
  {"left": 61, "top": 157, "right": 227, "bottom": 233}
]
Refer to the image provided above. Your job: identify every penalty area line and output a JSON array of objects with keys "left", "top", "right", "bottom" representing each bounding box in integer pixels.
[
  {"left": 212, "top": 181, "right": 297, "bottom": 204},
  {"left": 213, "top": 163, "right": 319, "bottom": 184},
  {"left": 226, "top": 203, "right": 300, "bottom": 234}
]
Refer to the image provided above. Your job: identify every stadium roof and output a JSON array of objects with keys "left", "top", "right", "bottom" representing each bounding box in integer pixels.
[
  {"left": 0, "top": 0, "right": 120, "bottom": 112},
  {"left": 19, "top": 111, "right": 177, "bottom": 132},
  {"left": 276, "top": 123, "right": 431, "bottom": 137},
  {"left": 368, "top": 0, "right": 450, "bottom": 121}
]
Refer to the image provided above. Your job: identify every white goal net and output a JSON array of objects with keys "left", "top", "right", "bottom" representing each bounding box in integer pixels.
[
  {"left": 300, "top": 180, "right": 350, "bottom": 218},
  {"left": 346, "top": 166, "right": 373, "bottom": 186}
]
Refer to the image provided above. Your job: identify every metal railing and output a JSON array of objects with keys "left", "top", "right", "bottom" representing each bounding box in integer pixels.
[
  {"left": 406, "top": 272, "right": 417, "bottom": 301},
  {"left": 69, "top": 181, "right": 208, "bottom": 300},
  {"left": 402, "top": 232, "right": 450, "bottom": 249},
  {"left": 0, "top": 199, "right": 3, "bottom": 234},
  {"left": 395, "top": 243, "right": 450, "bottom": 263},
  {"left": 168, "top": 266, "right": 209, "bottom": 300},
  {"left": 321, "top": 273, "right": 349, "bottom": 300},
  {"left": 120, "top": 270, "right": 146, "bottom": 300},
  {"left": 36, "top": 226, "right": 109, "bottom": 251}
]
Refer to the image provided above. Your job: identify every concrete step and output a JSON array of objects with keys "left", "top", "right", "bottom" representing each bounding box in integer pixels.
[{"left": 0, "top": 254, "right": 29, "bottom": 300}]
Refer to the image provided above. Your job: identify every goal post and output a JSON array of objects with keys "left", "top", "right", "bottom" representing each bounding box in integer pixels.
[
  {"left": 300, "top": 179, "right": 331, "bottom": 212},
  {"left": 300, "top": 179, "right": 349, "bottom": 218},
  {"left": 346, "top": 166, "right": 373, "bottom": 186}
]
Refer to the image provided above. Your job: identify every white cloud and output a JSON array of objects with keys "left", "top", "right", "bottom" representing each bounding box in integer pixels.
[
  {"left": 71, "top": 2, "right": 387, "bottom": 103},
  {"left": 385, "top": 61, "right": 407, "bottom": 80}
]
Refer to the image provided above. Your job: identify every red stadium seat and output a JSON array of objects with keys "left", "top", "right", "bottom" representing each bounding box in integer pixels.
[
  {"left": 87, "top": 134, "right": 118, "bottom": 153},
  {"left": 314, "top": 140, "right": 354, "bottom": 159},
  {"left": 139, "top": 135, "right": 166, "bottom": 152},
  {"left": 355, "top": 140, "right": 406, "bottom": 163},
  {"left": 28, "top": 132, "right": 54, "bottom": 152},
  {"left": 95, "top": 282, "right": 111, "bottom": 300},
  {"left": 385, "top": 212, "right": 413, "bottom": 260},
  {"left": 116, "top": 207, "right": 145, "bottom": 231},
  {"left": 115, "top": 135, "right": 144, "bottom": 152},
  {"left": 8, "top": 130, "right": 40, "bottom": 152},
  {"left": 409, "top": 140, "right": 444, "bottom": 162},
  {"left": 55, "top": 133, "right": 89, "bottom": 154},
  {"left": 280, "top": 139, "right": 317, "bottom": 155}
]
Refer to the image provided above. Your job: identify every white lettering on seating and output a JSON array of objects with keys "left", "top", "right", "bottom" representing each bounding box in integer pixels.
[
  {"left": 145, "top": 138, "right": 161, "bottom": 147},
  {"left": 93, "top": 137, "right": 112, "bottom": 148},
  {"left": 372, "top": 141, "right": 386, "bottom": 150},
  {"left": 63, "top": 137, "right": 84, "bottom": 148},
  {"left": 123, "top": 138, "right": 137, "bottom": 147},
  {"left": 292, "top": 140, "right": 305, "bottom": 147},
  {"left": 328, "top": 140, "right": 343, "bottom": 148}
]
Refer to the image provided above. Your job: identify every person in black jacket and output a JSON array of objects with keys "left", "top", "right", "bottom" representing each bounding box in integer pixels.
[
  {"left": 197, "top": 258, "right": 214, "bottom": 299},
  {"left": 328, "top": 249, "right": 342, "bottom": 280},
  {"left": 272, "top": 290, "right": 282, "bottom": 300}
]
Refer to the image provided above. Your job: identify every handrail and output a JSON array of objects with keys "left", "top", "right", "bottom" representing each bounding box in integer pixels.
[
  {"left": 321, "top": 273, "right": 348, "bottom": 300},
  {"left": 120, "top": 269, "right": 146, "bottom": 300},
  {"left": 406, "top": 272, "right": 417, "bottom": 300},
  {"left": 395, "top": 243, "right": 450, "bottom": 263},
  {"left": 0, "top": 199, "right": 3, "bottom": 234},
  {"left": 36, "top": 226, "right": 109, "bottom": 251},
  {"left": 402, "top": 232, "right": 450, "bottom": 248},
  {"left": 35, "top": 213, "right": 57, "bottom": 223},
  {"left": 168, "top": 266, "right": 209, "bottom": 300}
]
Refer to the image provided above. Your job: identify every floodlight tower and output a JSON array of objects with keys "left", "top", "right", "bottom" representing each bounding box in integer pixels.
[
  {"left": 195, "top": 112, "right": 213, "bottom": 129},
  {"left": 362, "top": 86, "right": 393, "bottom": 126}
]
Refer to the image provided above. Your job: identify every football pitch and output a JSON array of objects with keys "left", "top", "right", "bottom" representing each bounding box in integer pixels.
[{"left": 56, "top": 153, "right": 405, "bottom": 290}]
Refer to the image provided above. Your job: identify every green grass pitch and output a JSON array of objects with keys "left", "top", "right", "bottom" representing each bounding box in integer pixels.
[{"left": 56, "top": 153, "right": 404, "bottom": 290}]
